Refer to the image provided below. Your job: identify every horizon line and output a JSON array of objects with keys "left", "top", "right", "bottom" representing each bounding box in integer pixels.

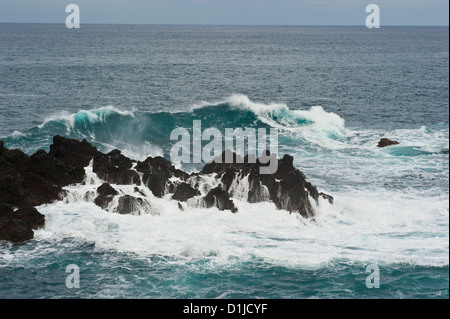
[{"left": 0, "top": 22, "right": 449, "bottom": 27}]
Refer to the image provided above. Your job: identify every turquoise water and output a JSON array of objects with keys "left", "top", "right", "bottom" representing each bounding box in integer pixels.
[
  {"left": 0, "top": 25, "right": 448, "bottom": 299},
  {"left": 1, "top": 239, "right": 448, "bottom": 299}
]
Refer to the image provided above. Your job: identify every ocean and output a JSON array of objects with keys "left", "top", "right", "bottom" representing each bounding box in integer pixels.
[{"left": 0, "top": 24, "right": 448, "bottom": 299}]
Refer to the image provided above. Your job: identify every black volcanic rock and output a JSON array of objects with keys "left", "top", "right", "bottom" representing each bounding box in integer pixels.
[
  {"left": 204, "top": 185, "right": 237, "bottom": 213},
  {"left": 172, "top": 183, "right": 200, "bottom": 202},
  {"left": 97, "top": 182, "right": 118, "bottom": 197},
  {"left": 200, "top": 150, "right": 246, "bottom": 175},
  {"left": 0, "top": 136, "right": 102, "bottom": 242},
  {"left": 49, "top": 135, "right": 101, "bottom": 181},
  {"left": 0, "top": 136, "right": 332, "bottom": 242},
  {"left": 201, "top": 151, "right": 330, "bottom": 217},
  {"left": 93, "top": 149, "right": 141, "bottom": 185},
  {"left": 271, "top": 154, "right": 318, "bottom": 217},
  {"left": 319, "top": 192, "right": 334, "bottom": 204},
  {"left": 0, "top": 215, "right": 34, "bottom": 242},
  {"left": 377, "top": 138, "right": 399, "bottom": 147},
  {"left": 134, "top": 187, "right": 146, "bottom": 196},
  {"left": 1, "top": 146, "right": 67, "bottom": 207},
  {"left": 115, "top": 195, "right": 145, "bottom": 215},
  {"left": 94, "top": 183, "right": 118, "bottom": 209},
  {"left": 136, "top": 156, "right": 188, "bottom": 197},
  {"left": 13, "top": 206, "right": 45, "bottom": 229},
  {"left": 0, "top": 204, "right": 45, "bottom": 242}
]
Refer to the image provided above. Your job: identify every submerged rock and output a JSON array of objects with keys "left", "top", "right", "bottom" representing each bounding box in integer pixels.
[{"left": 377, "top": 138, "right": 399, "bottom": 148}]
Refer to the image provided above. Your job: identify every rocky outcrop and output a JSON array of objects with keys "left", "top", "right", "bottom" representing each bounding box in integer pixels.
[
  {"left": 49, "top": 135, "right": 101, "bottom": 181},
  {"left": 0, "top": 204, "right": 45, "bottom": 242},
  {"left": 115, "top": 195, "right": 147, "bottom": 215},
  {"left": 319, "top": 192, "right": 334, "bottom": 204},
  {"left": 0, "top": 136, "right": 332, "bottom": 242},
  {"left": 1, "top": 136, "right": 104, "bottom": 242},
  {"left": 200, "top": 150, "right": 332, "bottom": 217},
  {"left": 94, "top": 183, "right": 118, "bottom": 209},
  {"left": 136, "top": 156, "right": 188, "bottom": 198},
  {"left": 93, "top": 150, "right": 141, "bottom": 185},
  {"left": 93, "top": 183, "right": 157, "bottom": 215},
  {"left": 172, "top": 182, "right": 200, "bottom": 202},
  {"left": 1, "top": 148, "right": 70, "bottom": 208},
  {"left": 377, "top": 138, "right": 399, "bottom": 147},
  {"left": 203, "top": 185, "right": 237, "bottom": 213}
]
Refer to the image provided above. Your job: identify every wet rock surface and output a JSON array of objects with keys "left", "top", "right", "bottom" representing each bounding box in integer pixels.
[
  {"left": 0, "top": 204, "right": 45, "bottom": 242},
  {"left": 377, "top": 138, "right": 399, "bottom": 147},
  {"left": 94, "top": 182, "right": 118, "bottom": 209},
  {"left": 0, "top": 136, "right": 332, "bottom": 242},
  {"left": 201, "top": 151, "right": 331, "bottom": 217},
  {"left": 172, "top": 182, "right": 200, "bottom": 202},
  {"left": 93, "top": 149, "right": 141, "bottom": 185}
]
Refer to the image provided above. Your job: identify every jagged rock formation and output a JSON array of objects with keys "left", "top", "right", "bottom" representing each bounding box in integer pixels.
[
  {"left": 94, "top": 182, "right": 118, "bottom": 209},
  {"left": 200, "top": 150, "right": 331, "bottom": 217},
  {"left": 93, "top": 150, "right": 141, "bottom": 185},
  {"left": 115, "top": 195, "right": 151, "bottom": 215},
  {"left": 203, "top": 185, "right": 238, "bottom": 213},
  {"left": 135, "top": 156, "right": 188, "bottom": 198},
  {"left": 0, "top": 204, "right": 45, "bottom": 242},
  {"left": 172, "top": 182, "right": 200, "bottom": 202},
  {"left": 0, "top": 136, "right": 332, "bottom": 242}
]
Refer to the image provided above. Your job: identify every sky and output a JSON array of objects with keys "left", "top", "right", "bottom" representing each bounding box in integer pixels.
[{"left": 0, "top": 0, "right": 448, "bottom": 26}]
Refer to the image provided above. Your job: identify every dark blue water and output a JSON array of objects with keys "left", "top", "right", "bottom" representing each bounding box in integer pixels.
[
  {"left": 1, "top": 25, "right": 448, "bottom": 136},
  {"left": 0, "top": 24, "right": 448, "bottom": 299}
]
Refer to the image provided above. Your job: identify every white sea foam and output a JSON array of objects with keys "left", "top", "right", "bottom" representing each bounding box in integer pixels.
[
  {"left": 196, "top": 94, "right": 449, "bottom": 153},
  {"left": 10, "top": 130, "right": 27, "bottom": 139},
  {"left": 38, "top": 106, "right": 135, "bottom": 133},
  {"left": 2, "top": 96, "right": 448, "bottom": 271},
  {"left": 195, "top": 94, "right": 353, "bottom": 149},
  {"left": 30, "top": 180, "right": 448, "bottom": 269}
]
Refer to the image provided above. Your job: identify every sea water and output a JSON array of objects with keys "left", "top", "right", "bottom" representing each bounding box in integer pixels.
[{"left": 0, "top": 25, "right": 448, "bottom": 299}]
